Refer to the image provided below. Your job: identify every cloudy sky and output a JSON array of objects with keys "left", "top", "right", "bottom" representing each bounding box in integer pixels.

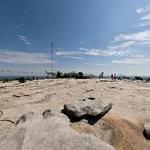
[{"left": 0, "top": 0, "right": 150, "bottom": 76}]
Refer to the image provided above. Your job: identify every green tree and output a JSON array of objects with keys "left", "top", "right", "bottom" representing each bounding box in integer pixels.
[
  {"left": 63, "top": 73, "right": 67, "bottom": 78},
  {"left": 78, "top": 72, "right": 83, "bottom": 79},
  {"left": 56, "top": 71, "right": 61, "bottom": 78}
]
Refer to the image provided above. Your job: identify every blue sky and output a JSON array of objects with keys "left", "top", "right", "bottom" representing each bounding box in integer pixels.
[{"left": 0, "top": 0, "right": 150, "bottom": 76}]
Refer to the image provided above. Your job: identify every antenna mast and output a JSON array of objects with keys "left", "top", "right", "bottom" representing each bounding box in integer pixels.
[{"left": 50, "top": 42, "right": 54, "bottom": 71}]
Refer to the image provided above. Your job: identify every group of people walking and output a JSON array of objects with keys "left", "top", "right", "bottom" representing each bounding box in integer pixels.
[
  {"left": 111, "top": 73, "right": 117, "bottom": 81},
  {"left": 99, "top": 72, "right": 117, "bottom": 81}
]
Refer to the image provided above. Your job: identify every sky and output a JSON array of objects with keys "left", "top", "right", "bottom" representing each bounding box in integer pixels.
[{"left": 0, "top": 0, "right": 150, "bottom": 76}]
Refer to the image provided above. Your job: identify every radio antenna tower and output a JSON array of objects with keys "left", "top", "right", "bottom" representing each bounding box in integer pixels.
[{"left": 50, "top": 42, "right": 54, "bottom": 71}]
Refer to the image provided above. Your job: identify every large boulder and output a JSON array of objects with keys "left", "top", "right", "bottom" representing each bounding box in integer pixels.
[
  {"left": 0, "top": 111, "right": 115, "bottom": 150},
  {"left": 144, "top": 123, "right": 150, "bottom": 139},
  {"left": 61, "top": 99, "right": 112, "bottom": 122}
]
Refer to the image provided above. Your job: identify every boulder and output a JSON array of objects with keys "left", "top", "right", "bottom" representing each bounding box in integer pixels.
[
  {"left": 61, "top": 100, "right": 112, "bottom": 123},
  {"left": 144, "top": 123, "right": 150, "bottom": 139},
  {"left": 13, "top": 94, "right": 21, "bottom": 97},
  {"left": 88, "top": 97, "right": 95, "bottom": 100},
  {"left": 0, "top": 112, "right": 116, "bottom": 150}
]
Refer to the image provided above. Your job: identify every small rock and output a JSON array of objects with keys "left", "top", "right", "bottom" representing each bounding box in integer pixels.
[
  {"left": 79, "top": 99, "right": 86, "bottom": 101},
  {"left": 80, "top": 119, "right": 88, "bottom": 123},
  {"left": 85, "top": 89, "right": 94, "bottom": 93},
  {"left": 42, "top": 109, "right": 53, "bottom": 119},
  {"left": 23, "top": 94, "right": 30, "bottom": 96},
  {"left": 88, "top": 97, "right": 95, "bottom": 100},
  {"left": 13, "top": 94, "right": 21, "bottom": 97},
  {"left": 109, "top": 87, "right": 116, "bottom": 89}
]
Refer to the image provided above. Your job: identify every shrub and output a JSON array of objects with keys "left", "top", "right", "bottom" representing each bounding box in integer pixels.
[
  {"left": 18, "top": 77, "right": 26, "bottom": 83},
  {"left": 26, "top": 77, "right": 32, "bottom": 81},
  {"left": 146, "top": 78, "right": 150, "bottom": 82},
  {"left": 2, "top": 79, "right": 9, "bottom": 83},
  {"left": 134, "top": 76, "right": 143, "bottom": 81}
]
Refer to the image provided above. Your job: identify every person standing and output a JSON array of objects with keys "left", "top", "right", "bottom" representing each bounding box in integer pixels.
[
  {"left": 100, "top": 72, "right": 104, "bottom": 79},
  {"left": 114, "top": 74, "right": 116, "bottom": 81},
  {"left": 111, "top": 74, "right": 113, "bottom": 80}
]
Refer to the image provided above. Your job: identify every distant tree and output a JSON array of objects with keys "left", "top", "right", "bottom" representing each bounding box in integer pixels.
[
  {"left": 63, "top": 73, "right": 67, "bottom": 78},
  {"left": 126, "top": 77, "right": 130, "bottom": 80},
  {"left": 78, "top": 72, "right": 83, "bottom": 79},
  {"left": 74, "top": 73, "right": 79, "bottom": 79},
  {"left": 18, "top": 77, "right": 26, "bottom": 83},
  {"left": 56, "top": 71, "right": 61, "bottom": 78},
  {"left": 26, "top": 77, "right": 32, "bottom": 81},
  {"left": 146, "top": 78, "right": 150, "bottom": 82},
  {"left": 67, "top": 71, "right": 76, "bottom": 78}
]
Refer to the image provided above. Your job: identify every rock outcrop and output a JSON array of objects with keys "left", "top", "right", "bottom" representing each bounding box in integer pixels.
[{"left": 0, "top": 111, "right": 115, "bottom": 150}]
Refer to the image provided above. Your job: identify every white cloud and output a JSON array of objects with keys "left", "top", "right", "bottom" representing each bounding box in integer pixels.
[
  {"left": 108, "top": 41, "right": 135, "bottom": 50},
  {"left": 56, "top": 48, "right": 130, "bottom": 57},
  {"left": 55, "top": 51, "right": 82, "bottom": 56},
  {"left": 108, "top": 7, "right": 150, "bottom": 66},
  {"left": 93, "top": 63, "right": 112, "bottom": 66},
  {"left": 63, "top": 56, "right": 85, "bottom": 60},
  {"left": 136, "top": 5, "right": 150, "bottom": 15},
  {"left": 14, "top": 25, "right": 21, "bottom": 29},
  {"left": 18, "top": 35, "right": 32, "bottom": 46},
  {"left": 113, "top": 30, "right": 150, "bottom": 45},
  {"left": 108, "top": 31, "right": 149, "bottom": 60},
  {"left": 0, "top": 49, "right": 53, "bottom": 64},
  {"left": 137, "top": 22, "right": 150, "bottom": 27},
  {"left": 112, "top": 58, "right": 150, "bottom": 65},
  {"left": 141, "top": 14, "right": 150, "bottom": 21},
  {"left": 136, "top": 5, "right": 150, "bottom": 26}
]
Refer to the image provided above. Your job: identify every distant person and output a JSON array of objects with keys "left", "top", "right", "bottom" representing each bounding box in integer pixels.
[
  {"left": 114, "top": 74, "right": 117, "bottom": 81},
  {"left": 111, "top": 74, "right": 113, "bottom": 80},
  {"left": 99, "top": 74, "right": 101, "bottom": 79},
  {"left": 100, "top": 72, "right": 104, "bottom": 79}
]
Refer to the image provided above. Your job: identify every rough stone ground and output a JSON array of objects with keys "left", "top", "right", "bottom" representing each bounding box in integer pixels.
[{"left": 0, "top": 79, "right": 150, "bottom": 149}]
